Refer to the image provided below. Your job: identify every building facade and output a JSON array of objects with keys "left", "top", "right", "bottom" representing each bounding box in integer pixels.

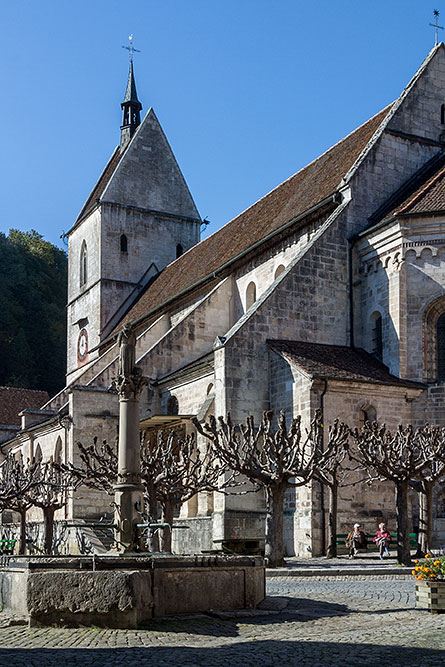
[{"left": 3, "top": 45, "right": 445, "bottom": 555}]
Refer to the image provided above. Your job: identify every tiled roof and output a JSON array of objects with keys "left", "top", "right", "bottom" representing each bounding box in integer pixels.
[
  {"left": 75, "top": 147, "right": 122, "bottom": 223},
  {"left": 268, "top": 340, "right": 424, "bottom": 388},
  {"left": 0, "top": 386, "right": 50, "bottom": 426},
  {"left": 116, "top": 104, "right": 393, "bottom": 330},
  {"left": 388, "top": 164, "right": 445, "bottom": 218}
]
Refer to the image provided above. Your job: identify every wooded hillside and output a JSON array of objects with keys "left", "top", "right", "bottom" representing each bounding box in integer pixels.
[{"left": 0, "top": 230, "right": 67, "bottom": 396}]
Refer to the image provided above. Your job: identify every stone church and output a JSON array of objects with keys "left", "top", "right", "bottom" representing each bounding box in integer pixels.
[{"left": 3, "top": 44, "right": 445, "bottom": 556}]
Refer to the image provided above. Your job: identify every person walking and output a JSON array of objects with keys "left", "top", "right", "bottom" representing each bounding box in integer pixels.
[
  {"left": 373, "top": 522, "right": 391, "bottom": 559},
  {"left": 346, "top": 523, "right": 367, "bottom": 558}
]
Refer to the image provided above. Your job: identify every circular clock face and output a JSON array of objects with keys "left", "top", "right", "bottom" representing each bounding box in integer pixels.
[{"left": 77, "top": 328, "right": 88, "bottom": 362}]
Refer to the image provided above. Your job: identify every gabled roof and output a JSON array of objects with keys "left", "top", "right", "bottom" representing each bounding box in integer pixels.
[
  {"left": 389, "top": 162, "right": 445, "bottom": 218},
  {"left": 0, "top": 386, "right": 50, "bottom": 426},
  {"left": 268, "top": 340, "right": 424, "bottom": 388},
  {"left": 75, "top": 146, "right": 122, "bottom": 224},
  {"left": 115, "top": 104, "right": 393, "bottom": 330}
]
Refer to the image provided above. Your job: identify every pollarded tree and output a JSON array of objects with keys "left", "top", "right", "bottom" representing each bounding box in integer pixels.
[
  {"left": 28, "top": 461, "right": 75, "bottom": 554},
  {"left": 410, "top": 425, "right": 445, "bottom": 556},
  {"left": 194, "top": 410, "right": 345, "bottom": 568},
  {"left": 350, "top": 422, "right": 431, "bottom": 566},
  {"left": 312, "top": 419, "right": 350, "bottom": 558},
  {"left": 62, "top": 438, "right": 118, "bottom": 496},
  {"left": 0, "top": 453, "right": 40, "bottom": 554},
  {"left": 141, "top": 429, "right": 228, "bottom": 552}
]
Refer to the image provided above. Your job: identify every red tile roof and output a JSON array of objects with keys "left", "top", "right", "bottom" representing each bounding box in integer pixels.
[
  {"left": 268, "top": 340, "right": 424, "bottom": 388},
  {"left": 0, "top": 387, "right": 50, "bottom": 426},
  {"left": 389, "top": 164, "right": 445, "bottom": 217},
  {"left": 116, "top": 104, "right": 393, "bottom": 330}
]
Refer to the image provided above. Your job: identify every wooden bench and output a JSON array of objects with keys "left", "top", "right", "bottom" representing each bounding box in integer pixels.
[
  {"left": 0, "top": 539, "right": 16, "bottom": 555},
  {"left": 336, "top": 533, "right": 417, "bottom": 553}
]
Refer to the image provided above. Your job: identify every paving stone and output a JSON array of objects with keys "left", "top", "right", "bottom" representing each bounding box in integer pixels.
[{"left": 0, "top": 577, "right": 443, "bottom": 665}]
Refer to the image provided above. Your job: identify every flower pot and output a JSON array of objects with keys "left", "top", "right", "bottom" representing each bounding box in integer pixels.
[{"left": 415, "top": 579, "right": 445, "bottom": 613}]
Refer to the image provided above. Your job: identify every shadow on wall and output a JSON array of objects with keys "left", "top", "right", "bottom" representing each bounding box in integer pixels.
[{"left": 2, "top": 641, "right": 443, "bottom": 664}]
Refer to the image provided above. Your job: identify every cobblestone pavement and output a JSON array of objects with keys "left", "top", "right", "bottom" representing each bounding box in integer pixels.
[{"left": 0, "top": 576, "right": 444, "bottom": 666}]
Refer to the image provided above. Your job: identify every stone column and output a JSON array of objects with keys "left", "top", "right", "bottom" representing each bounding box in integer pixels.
[{"left": 112, "top": 324, "right": 148, "bottom": 552}]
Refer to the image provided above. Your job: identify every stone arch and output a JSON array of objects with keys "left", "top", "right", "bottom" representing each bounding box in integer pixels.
[
  {"left": 274, "top": 264, "right": 285, "bottom": 279},
  {"left": 206, "top": 383, "right": 214, "bottom": 395},
  {"left": 246, "top": 281, "right": 256, "bottom": 310},
  {"left": 404, "top": 249, "right": 416, "bottom": 263},
  {"left": 423, "top": 295, "right": 445, "bottom": 382},
  {"left": 120, "top": 234, "right": 128, "bottom": 253}
]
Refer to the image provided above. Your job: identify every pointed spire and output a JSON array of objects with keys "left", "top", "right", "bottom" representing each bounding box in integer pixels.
[
  {"left": 120, "top": 57, "right": 143, "bottom": 149},
  {"left": 123, "top": 60, "right": 141, "bottom": 105}
]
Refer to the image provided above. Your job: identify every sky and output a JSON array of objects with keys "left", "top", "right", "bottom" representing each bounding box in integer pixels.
[{"left": 0, "top": 1, "right": 442, "bottom": 249}]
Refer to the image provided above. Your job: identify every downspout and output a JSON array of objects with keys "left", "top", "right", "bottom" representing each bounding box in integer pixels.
[{"left": 318, "top": 379, "right": 328, "bottom": 555}]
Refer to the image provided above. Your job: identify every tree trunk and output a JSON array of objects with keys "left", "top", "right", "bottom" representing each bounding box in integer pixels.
[
  {"left": 43, "top": 507, "right": 55, "bottom": 555},
  {"left": 326, "top": 480, "right": 338, "bottom": 558},
  {"left": 395, "top": 480, "right": 411, "bottom": 566},
  {"left": 160, "top": 497, "right": 174, "bottom": 553},
  {"left": 145, "top": 482, "right": 159, "bottom": 552},
  {"left": 418, "top": 481, "right": 433, "bottom": 556},
  {"left": 18, "top": 508, "right": 27, "bottom": 555},
  {"left": 264, "top": 484, "right": 286, "bottom": 568}
]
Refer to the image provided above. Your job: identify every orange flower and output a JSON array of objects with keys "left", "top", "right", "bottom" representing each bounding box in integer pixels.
[
  {"left": 412, "top": 570, "right": 416, "bottom": 575},
  {"left": 425, "top": 554, "right": 431, "bottom": 558},
  {"left": 434, "top": 561, "right": 440, "bottom": 566},
  {"left": 417, "top": 574, "right": 424, "bottom": 579},
  {"left": 414, "top": 560, "right": 419, "bottom": 564}
]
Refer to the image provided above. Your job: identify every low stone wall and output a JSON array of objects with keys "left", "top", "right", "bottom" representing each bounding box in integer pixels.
[{"left": 0, "top": 555, "right": 265, "bottom": 628}]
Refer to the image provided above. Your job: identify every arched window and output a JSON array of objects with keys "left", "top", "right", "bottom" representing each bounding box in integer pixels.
[
  {"left": 176, "top": 244, "right": 183, "bottom": 258},
  {"left": 441, "top": 104, "right": 445, "bottom": 125},
  {"left": 359, "top": 406, "right": 376, "bottom": 428},
  {"left": 371, "top": 312, "right": 383, "bottom": 360},
  {"left": 246, "top": 282, "right": 256, "bottom": 310},
  {"left": 53, "top": 437, "right": 62, "bottom": 464},
  {"left": 167, "top": 395, "right": 179, "bottom": 415},
  {"left": 274, "top": 264, "right": 285, "bottom": 279},
  {"left": 423, "top": 297, "right": 445, "bottom": 382},
  {"left": 34, "top": 444, "right": 43, "bottom": 464},
  {"left": 80, "top": 241, "right": 87, "bottom": 287},
  {"left": 120, "top": 234, "right": 128, "bottom": 253},
  {"left": 437, "top": 313, "right": 445, "bottom": 380}
]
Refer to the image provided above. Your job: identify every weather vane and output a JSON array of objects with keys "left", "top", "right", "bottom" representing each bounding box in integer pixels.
[
  {"left": 121, "top": 34, "right": 141, "bottom": 62},
  {"left": 430, "top": 10, "right": 444, "bottom": 46}
]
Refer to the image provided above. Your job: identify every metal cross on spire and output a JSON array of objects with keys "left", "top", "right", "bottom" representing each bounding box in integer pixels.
[
  {"left": 430, "top": 10, "right": 444, "bottom": 46},
  {"left": 121, "top": 34, "right": 141, "bottom": 62}
]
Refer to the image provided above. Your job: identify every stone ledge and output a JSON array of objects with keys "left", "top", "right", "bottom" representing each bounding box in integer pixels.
[{"left": 266, "top": 567, "right": 413, "bottom": 577}]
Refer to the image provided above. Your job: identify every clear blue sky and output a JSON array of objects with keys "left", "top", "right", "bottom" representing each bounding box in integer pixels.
[{"left": 0, "top": 1, "right": 441, "bottom": 249}]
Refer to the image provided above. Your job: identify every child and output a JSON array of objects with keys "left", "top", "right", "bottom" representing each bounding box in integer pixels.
[{"left": 373, "top": 522, "right": 391, "bottom": 559}]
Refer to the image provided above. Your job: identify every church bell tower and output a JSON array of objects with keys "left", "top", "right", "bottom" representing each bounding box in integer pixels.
[{"left": 120, "top": 56, "right": 142, "bottom": 149}]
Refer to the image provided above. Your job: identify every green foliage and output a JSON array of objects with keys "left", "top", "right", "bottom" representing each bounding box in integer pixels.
[{"left": 0, "top": 229, "right": 67, "bottom": 395}]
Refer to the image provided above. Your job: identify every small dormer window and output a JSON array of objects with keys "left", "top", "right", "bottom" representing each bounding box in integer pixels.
[
  {"left": 176, "top": 243, "right": 183, "bottom": 258},
  {"left": 120, "top": 234, "right": 128, "bottom": 253}
]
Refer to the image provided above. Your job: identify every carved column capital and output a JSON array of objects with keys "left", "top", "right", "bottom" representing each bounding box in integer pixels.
[{"left": 112, "top": 369, "right": 149, "bottom": 399}]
